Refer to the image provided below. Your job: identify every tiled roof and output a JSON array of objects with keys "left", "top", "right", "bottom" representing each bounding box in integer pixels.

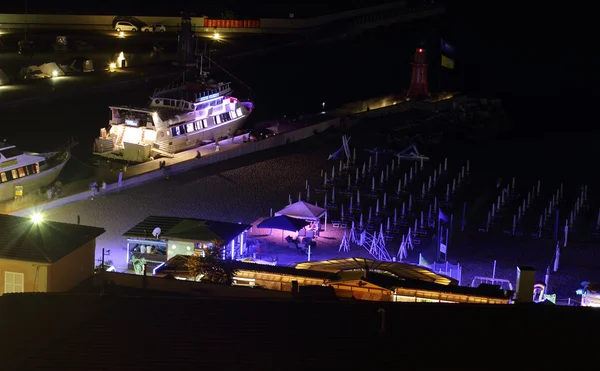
[
  {"left": 296, "top": 257, "right": 457, "bottom": 285},
  {"left": 122, "top": 215, "right": 251, "bottom": 243},
  {"left": 2, "top": 294, "right": 600, "bottom": 370},
  {"left": 0, "top": 214, "right": 105, "bottom": 263}
]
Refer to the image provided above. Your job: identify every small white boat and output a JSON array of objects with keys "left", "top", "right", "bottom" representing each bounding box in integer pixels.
[{"left": 0, "top": 141, "right": 71, "bottom": 202}]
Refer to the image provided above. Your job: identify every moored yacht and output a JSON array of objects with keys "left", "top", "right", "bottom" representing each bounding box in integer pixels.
[
  {"left": 94, "top": 77, "right": 253, "bottom": 162},
  {"left": 0, "top": 141, "right": 71, "bottom": 202}
]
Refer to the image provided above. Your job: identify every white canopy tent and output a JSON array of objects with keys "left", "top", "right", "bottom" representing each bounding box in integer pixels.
[{"left": 275, "top": 201, "right": 328, "bottom": 232}]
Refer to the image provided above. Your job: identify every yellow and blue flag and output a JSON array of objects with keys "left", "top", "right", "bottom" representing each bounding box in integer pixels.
[
  {"left": 441, "top": 55, "right": 455, "bottom": 69},
  {"left": 441, "top": 39, "right": 455, "bottom": 69}
]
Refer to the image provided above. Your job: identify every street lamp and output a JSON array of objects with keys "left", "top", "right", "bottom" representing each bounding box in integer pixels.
[
  {"left": 203, "top": 35, "right": 220, "bottom": 70},
  {"left": 31, "top": 212, "right": 43, "bottom": 224}
]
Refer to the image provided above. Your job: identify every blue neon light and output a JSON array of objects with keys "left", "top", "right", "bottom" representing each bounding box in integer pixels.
[
  {"left": 152, "top": 262, "right": 166, "bottom": 275},
  {"left": 200, "top": 93, "right": 220, "bottom": 102}
]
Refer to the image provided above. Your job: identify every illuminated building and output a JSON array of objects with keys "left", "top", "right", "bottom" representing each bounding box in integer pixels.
[{"left": 154, "top": 256, "right": 512, "bottom": 304}]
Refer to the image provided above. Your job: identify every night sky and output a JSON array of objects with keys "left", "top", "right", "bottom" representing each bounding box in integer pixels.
[{"left": 4, "top": 1, "right": 593, "bottom": 132}]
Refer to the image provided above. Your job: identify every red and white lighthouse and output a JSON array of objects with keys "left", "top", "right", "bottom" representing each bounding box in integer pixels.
[{"left": 407, "top": 47, "right": 429, "bottom": 99}]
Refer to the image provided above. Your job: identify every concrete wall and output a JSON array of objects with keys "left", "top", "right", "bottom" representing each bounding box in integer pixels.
[
  {"left": 0, "top": 258, "right": 49, "bottom": 294},
  {"left": 0, "top": 14, "right": 205, "bottom": 31},
  {"left": 47, "top": 239, "right": 96, "bottom": 292}
]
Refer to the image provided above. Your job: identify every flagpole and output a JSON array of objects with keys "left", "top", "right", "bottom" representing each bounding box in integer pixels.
[
  {"left": 437, "top": 38, "right": 442, "bottom": 110},
  {"left": 437, "top": 214, "right": 442, "bottom": 261}
]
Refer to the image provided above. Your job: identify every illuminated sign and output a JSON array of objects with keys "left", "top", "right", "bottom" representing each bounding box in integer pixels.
[
  {"left": 0, "top": 159, "right": 18, "bottom": 168},
  {"left": 125, "top": 119, "right": 138, "bottom": 126},
  {"left": 199, "top": 93, "right": 220, "bottom": 102}
]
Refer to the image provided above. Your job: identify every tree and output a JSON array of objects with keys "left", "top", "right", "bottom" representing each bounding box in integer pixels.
[
  {"left": 221, "top": 9, "right": 236, "bottom": 20},
  {"left": 185, "top": 240, "right": 237, "bottom": 284},
  {"left": 131, "top": 256, "right": 146, "bottom": 275}
]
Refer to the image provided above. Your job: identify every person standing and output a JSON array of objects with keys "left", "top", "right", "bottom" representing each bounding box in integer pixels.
[{"left": 90, "top": 181, "right": 98, "bottom": 199}]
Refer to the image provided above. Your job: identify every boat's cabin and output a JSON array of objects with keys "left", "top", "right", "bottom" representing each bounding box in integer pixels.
[
  {"left": 0, "top": 145, "right": 44, "bottom": 184},
  {"left": 0, "top": 144, "right": 22, "bottom": 160},
  {"left": 109, "top": 107, "right": 155, "bottom": 128}
]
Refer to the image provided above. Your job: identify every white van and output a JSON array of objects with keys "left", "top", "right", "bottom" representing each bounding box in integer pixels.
[{"left": 114, "top": 21, "right": 138, "bottom": 32}]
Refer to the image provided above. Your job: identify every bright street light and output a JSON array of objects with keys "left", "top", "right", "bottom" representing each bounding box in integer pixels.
[
  {"left": 212, "top": 32, "right": 220, "bottom": 40},
  {"left": 31, "top": 213, "right": 44, "bottom": 224}
]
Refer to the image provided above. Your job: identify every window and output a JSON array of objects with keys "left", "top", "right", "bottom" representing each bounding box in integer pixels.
[
  {"left": 236, "top": 108, "right": 243, "bottom": 117},
  {"left": 0, "top": 147, "right": 23, "bottom": 158},
  {"left": 230, "top": 110, "right": 237, "bottom": 119},
  {"left": 171, "top": 127, "right": 178, "bottom": 136},
  {"left": 4, "top": 271, "right": 24, "bottom": 293},
  {"left": 11, "top": 169, "right": 18, "bottom": 179},
  {"left": 186, "top": 123, "right": 194, "bottom": 133},
  {"left": 0, "top": 172, "right": 6, "bottom": 182},
  {"left": 179, "top": 125, "right": 187, "bottom": 134},
  {"left": 215, "top": 115, "right": 221, "bottom": 124},
  {"left": 202, "top": 119, "right": 208, "bottom": 128}
]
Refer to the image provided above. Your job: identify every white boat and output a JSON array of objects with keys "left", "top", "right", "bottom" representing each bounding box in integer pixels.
[
  {"left": 93, "top": 76, "right": 253, "bottom": 162},
  {"left": 0, "top": 141, "right": 71, "bottom": 202}
]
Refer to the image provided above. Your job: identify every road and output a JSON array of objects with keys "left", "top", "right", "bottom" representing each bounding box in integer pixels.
[{"left": 0, "top": 29, "right": 298, "bottom": 54}]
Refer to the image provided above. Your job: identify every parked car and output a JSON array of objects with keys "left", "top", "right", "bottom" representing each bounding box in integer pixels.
[
  {"left": 153, "top": 24, "right": 167, "bottom": 32},
  {"left": 114, "top": 21, "right": 138, "bottom": 32},
  {"left": 142, "top": 24, "right": 167, "bottom": 32}
]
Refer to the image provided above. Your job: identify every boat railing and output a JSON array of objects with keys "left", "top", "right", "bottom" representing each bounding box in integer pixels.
[
  {"left": 152, "top": 84, "right": 182, "bottom": 97},
  {"left": 153, "top": 82, "right": 232, "bottom": 101}
]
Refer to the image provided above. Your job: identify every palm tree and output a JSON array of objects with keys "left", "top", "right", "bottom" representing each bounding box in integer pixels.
[{"left": 185, "top": 239, "right": 237, "bottom": 284}]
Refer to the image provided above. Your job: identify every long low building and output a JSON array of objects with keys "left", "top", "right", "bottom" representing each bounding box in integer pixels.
[{"left": 154, "top": 256, "right": 513, "bottom": 304}]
